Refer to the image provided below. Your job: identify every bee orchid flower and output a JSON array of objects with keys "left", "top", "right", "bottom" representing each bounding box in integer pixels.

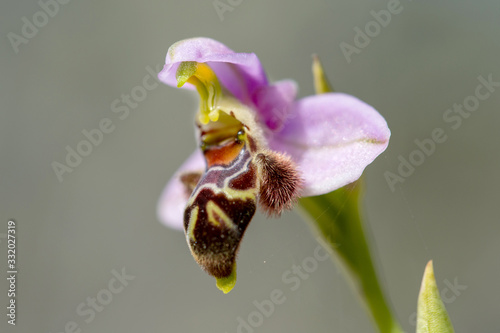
[{"left": 157, "top": 37, "right": 390, "bottom": 293}]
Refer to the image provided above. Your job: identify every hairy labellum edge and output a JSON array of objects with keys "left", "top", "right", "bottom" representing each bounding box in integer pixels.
[{"left": 255, "top": 150, "right": 302, "bottom": 216}]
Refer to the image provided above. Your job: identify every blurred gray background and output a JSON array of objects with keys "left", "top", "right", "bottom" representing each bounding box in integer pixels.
[{"left": 1, "top": 0, "right": 499, "bottom": 332}]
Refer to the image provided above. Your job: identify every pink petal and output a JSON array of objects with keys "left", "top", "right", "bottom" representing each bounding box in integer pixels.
[
  {"left": 268, "top": 93, "right": 390, "bottom": 196},
  {"left": 253, "top": 80, "right": 298, "bottom": 131},
  {"left": 158, "top": 37, "right": 267, "bottom": 104},
  {"left": 157, "top": 150, "right": 205, "bottom": 230}
]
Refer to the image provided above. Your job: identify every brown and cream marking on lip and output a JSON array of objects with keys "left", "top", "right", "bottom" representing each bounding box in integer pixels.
[
  {"left": 184, "top": 134, "right": 258, "bottom": 279},
  {"left": 182, "top": 124, "right": 301, "bottom": 284}
]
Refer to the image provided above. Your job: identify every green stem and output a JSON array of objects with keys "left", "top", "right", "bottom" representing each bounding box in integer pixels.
[{"left": 299, "top": 182, "right": 403, "bottom": 333}]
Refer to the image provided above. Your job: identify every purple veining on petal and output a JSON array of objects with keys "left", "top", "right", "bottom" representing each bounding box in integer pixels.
[
  {"left": 268, "top": 92, "right": 390, "bottom": 196},
  {"left": 158, "top": 37, "right": 268, "bottom": 104},
  {"left": 157, "top": 150, "right": 205, "bottom": 230}
]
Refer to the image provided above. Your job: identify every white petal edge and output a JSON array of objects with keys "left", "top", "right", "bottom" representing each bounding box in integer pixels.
[{"left": 157, "top": 150, "right": 205, "bottom": 230}]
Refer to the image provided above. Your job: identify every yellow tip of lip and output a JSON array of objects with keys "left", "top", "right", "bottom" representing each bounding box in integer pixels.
[{"left": 216, "top": 265, "right": 237, "bottom": 294}]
